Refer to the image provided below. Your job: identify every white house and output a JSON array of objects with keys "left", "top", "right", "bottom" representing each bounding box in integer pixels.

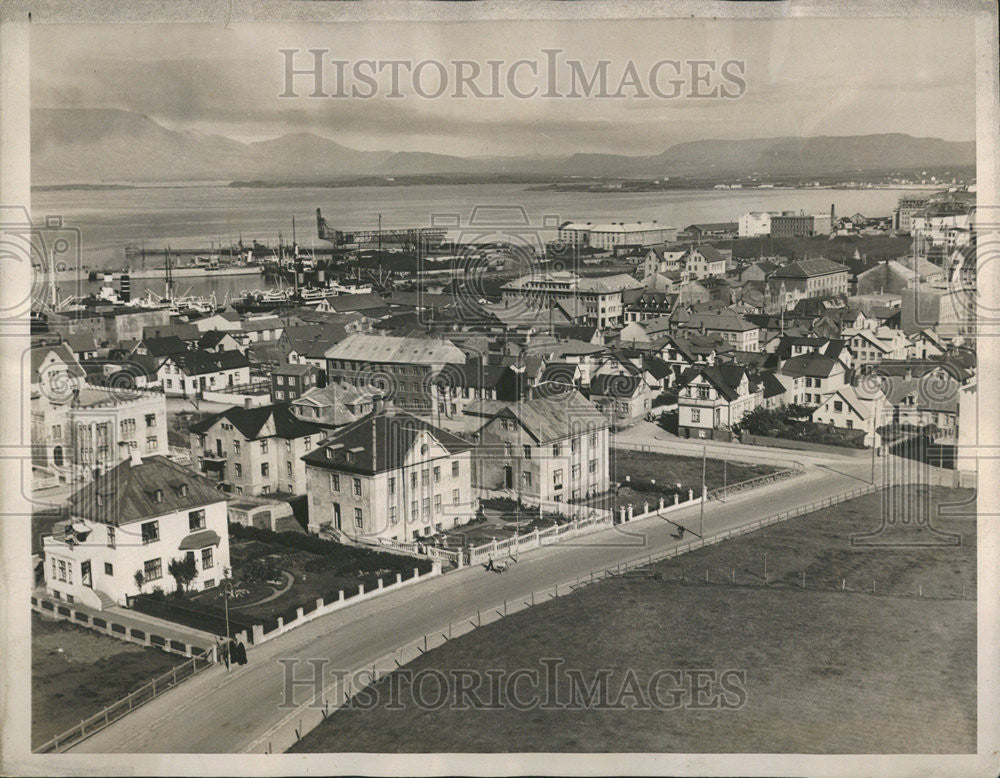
[
  {"left": 676, "top": 364, "right": 761, "bottom": 441},
  {"left": 42, "top": 453, "right": 230, "bottom": 608},
  {"left": 811, "top": 385, "right": 885, "bottom": 447}
]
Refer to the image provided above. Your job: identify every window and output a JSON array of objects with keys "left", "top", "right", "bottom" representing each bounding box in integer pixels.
[
  {"left": 141, "top": 521, "right": 159, "bottom": 544},
  {"left": 411, "top": 499, "right": 419, "bottom": 517},
  {"left": 691, "top": 409, "right": 701, "bottom": 423},
  {"left": 846, "top": 419, "right": 854, "bottom": 429},
  {"left": 260, "top": 440, "right": 268, "bottom": 454},
  {"left": 389, "top": 506, "right": 398, "bottom": 525},
  {"left": 589, "top": 458, "right": 598, "bottom": 474},
  {"left": 285, "top": 440, "right": 292, "bottom": 453},
  {"left": 421, "top": 469, "right": 429, "bottom": 486},
  {"left": 834, "top": 401, "right": 843, "bottom": 412},
  {"left": 233, "top": 440, "right": 240, "bottom": 454},
  {"left": 434, "top": 495, "right": 442, "bottom": 514},
  {"left": 572, "top": 463, "right": 581, "bottom": 480},
  {"left": 410, "top": 472, "right": 417, "bottom": 489},
  {"left": 590, "top": 433, "right": 597, "bottom": 448},
  {"left": 52, "top": 424, "right": 62, "bottom": 440},
  {"left": 805, "top": 377, "right": 813, "bottom": 388},
  {"left": 203, "top": 579, "right": 215, "bottom": 590},
  {"left": 104, "top": 562, "right": 113, "bottom": 576},
  {"left": 553, "top": 469, "right": 563, "bottom": 489},
  {"left": 552, "top": 444, "right": 561, "bottom": 457},
  {"left": 571, "top": 438, "right": 578, "bottom": 453},
  {"left": 504, "top": 442, "right": 513, "bottom": 457},
  {"left": 452, "top": 488, "right": 460, "bottom": 505},
  {"left": 388, "top": 477, "right": 396, "bottom": 495},
  {"left": 261, "top": 462, "right": 269, "bottom": 477},
  {"left": 286, "top": 461, "right": 293, "bottom": 477},
  {"left": 698, "top": 386, "right": 710, "bottom": 399},
  {"left": 433, "top": 466, "right": 441, "bottom": 484},
  {"left": 234, "top": 463, "right": 242, "bottom": 479},
  {"left": 189, "top": 509, "right": 206, "bottom": 531},
  {"left": 143, "top": 558, "right": 162, "bottom": 581},
  {"left": 261, "top": 486, "right": 270, "bottom": 495},
  {"left": 353, "top": 477, "right": 362, "bottom": 496},
  {"left": 815, "top": 379, "right": 822, "bottom": 388},
  {"left": 523, "top": 445, "right": 531, "bottom": 459},
  {"left": 521, "top": 471, "right": 532, "bottom": 487},
  {"left": 201, "top": 548, "right": 214, "bottom": 569},
  {"left": 330, "top": 474, "right": 340, "bottom": 491},
  {"left": 422, "top": 497, "right": 430, "bottom": 517},
  {"left": 303, "top": 437, "right": 311, "bottom": 450},
  {"left": 145, "top": 436, "right": 157, "bottom": 451},
  {"left": 451, "top": 461, "right": 459, "bottom": 478},
  {"left": 145, "top": 413, "right": 156, "bottom": 428},
  {"left": 107, "top": 526, "right": 116, "bottom": 549}
]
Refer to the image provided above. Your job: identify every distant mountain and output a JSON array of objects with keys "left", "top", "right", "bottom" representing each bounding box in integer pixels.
[{"left": 30, "top": 108, "right": 976, "bottom": 185}]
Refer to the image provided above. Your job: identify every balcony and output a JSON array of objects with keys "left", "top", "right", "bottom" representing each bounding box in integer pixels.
[{"left": 201, "top": 451, "right": 227, "bottom": 462}]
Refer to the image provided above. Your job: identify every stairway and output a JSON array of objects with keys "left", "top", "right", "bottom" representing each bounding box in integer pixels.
[{"left": 95, "top": 590, "right": 116, "bottom": 611}]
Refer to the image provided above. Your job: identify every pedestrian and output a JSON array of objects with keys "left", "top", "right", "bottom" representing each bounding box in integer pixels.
[
  {"left": 218, "top": 636, "right": 230, "bottom": 671},
  {"left": 485, "top": 555, "right": 495, "bottom": 572},
  {"left": 234, "top": 635, "right": 248, "bottom": 666}
]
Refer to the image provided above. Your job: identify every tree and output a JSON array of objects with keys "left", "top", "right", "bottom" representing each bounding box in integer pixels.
[
  {"left": 133, "top": 569, "right": 145, "bottom": 590},
  {"left": 167, "top": 554, "right": 198, "bottom": 597}
]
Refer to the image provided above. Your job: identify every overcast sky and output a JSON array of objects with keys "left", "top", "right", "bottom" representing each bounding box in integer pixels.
[{"left": 30, "top": 18, "right": 977, "bottom": 157}]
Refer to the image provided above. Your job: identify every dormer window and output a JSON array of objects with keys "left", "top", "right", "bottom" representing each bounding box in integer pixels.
[
  {"left": 326, "top": 448, "right": 334, "bottom": 459},
  {"left": 96, "top": 494, "right": 104, "bottom": 507},
  {"left": 153, "top": 489, "right": 163, "bottom": 503},
  {"left": 179, "top": 484, "right": 189, "bottom": 497}
]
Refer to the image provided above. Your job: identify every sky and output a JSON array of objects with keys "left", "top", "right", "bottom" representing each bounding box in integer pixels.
[{"left": 30, "top": 17, "right": 977, "bottom": 157}]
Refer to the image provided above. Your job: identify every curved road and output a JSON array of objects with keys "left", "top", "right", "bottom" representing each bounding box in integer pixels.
[{"left": 72, "top": 451, "right": 909, "bottom": 755}]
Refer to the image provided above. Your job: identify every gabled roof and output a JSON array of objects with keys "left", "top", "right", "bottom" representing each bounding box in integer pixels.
[
  {"left": 68, "top": 455, "right": 226, "bottom": 525},
  {"left": 272, "top": 362, "right": 318, "bottom": 377},
  {"left": 325, "top": 333, "right": 466, "bottom": 365},
  {"left": 142, "top": 323, "right": 200, "bottom": 342},
  {"left": 678, "top": 364, "right": 749, "bottom": 402},
  {"left": 168, "top": 349, "right": 250, "bottom": 376},
  {"left": 759, "top": 370, "right": 787, "bottom": 399},
  {"left": 283, "top": 324, "right": 349, "bottom": 358},
  {"left": 302, "top": 411, "right": 474, "bottom": 475},
  {"left": 197, "top": 330, "right": 238, "bottom": 349},
  {"left": 769, "top": 258, "right": 849, "bottom": 279},
  {"left": 686, "top": 244, "right": 727, "bottom": 263},
  {"left": 590, "top": 373, "right": 647, "bottom": 398},
  {"left": 190, "top": 403, "right": 322, "bottom": 440},
  {"left": 141, "top": 336, "right": 189, "bottom": 358},
  {"left": 474, "top": 391, "right": 608, "bottom": 443},
  {"left": 63, "top": 333, "right": 98, "bottom": 353},
  {"left": 780, "top": 353, "right": 840, "bottom": 379},
  {"left": 31, "top": 342, "right": 86, "bottom": 383}
]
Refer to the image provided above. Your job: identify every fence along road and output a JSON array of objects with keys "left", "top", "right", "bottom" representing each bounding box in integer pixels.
[{"left": 72, "top": 455, "right": 897, "bottom": 755}]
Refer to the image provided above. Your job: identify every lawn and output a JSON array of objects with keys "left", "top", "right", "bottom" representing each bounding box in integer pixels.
[
  {"left": 180, "top": 526, "right": 433, "bottom": 627},
  {"left": 32, "top": 613, "right": 187, "bottom": 749},
  {"left": 290, "top": 486, "right": 976, "bottom": 754}
]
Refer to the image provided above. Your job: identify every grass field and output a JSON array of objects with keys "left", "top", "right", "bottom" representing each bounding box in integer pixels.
[
  {"left": 291, "top": 486, "right": 976, "bottom": 754},
  {"left": 32, "top": 613, "right": 186, "bottom": 749}
]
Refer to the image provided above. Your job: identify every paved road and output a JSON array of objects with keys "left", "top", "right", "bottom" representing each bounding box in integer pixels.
[{"left": 72, "top": 454, "right": 888, "bottom": 755}]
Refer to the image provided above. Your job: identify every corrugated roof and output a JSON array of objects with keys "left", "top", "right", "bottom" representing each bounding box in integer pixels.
[
  {"left": 477, "top": 391, "right": 608, "bottom": 443},
  {"left": 190, "top": 403, "right": 322, "bottom": 440},
  {"left": 769, "top": 258, "right": 849, "bottom": 279},
  {"left": 325, "top": 333, "right": 466, "bottom": 365}
]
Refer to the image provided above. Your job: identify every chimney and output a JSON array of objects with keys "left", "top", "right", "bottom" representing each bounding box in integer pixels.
[{"left": 130, "top": 448, "right": 142, "bottom": 467}]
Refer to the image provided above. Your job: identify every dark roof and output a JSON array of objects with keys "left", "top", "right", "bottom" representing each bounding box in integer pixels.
[
  {"left": 197, "top": 330, "right": 236, "bottom": 349},
  {"left": 688, "top": 245, "right": 727, "bottom": 263},
  {"left": 142, "top": 323, "right": 200, "bottom": 341},
  {"left": 553, "top": 325, "right": 599, "bottom": 342},
  {"left": 474, "top": 391, "right": 609, "bottom": 443},
  {"left": 63, "top": 333, "right": 98, "bottom": 352},
  {"left": 31, "top": 342, "right": 86, "bottom": 382},
  {"left": 169, "top": 349, "right": 250, "bottom": 376},
  {"left": 781, "top": 353, "right": 840, "bottom": 378},
  {"left": 302, "top": 411, "right": 474, "bottom": 476},
  {"left": 190, "top": 403, "right": 322, "bottom": 441},
  {"left": 769, "top": 258, "right": 849, "bottom": 279},
  {"left": 142, "top": 336, "right": 190, "bottom": 358},
  {"left": 759, "top": 370, "right": 787, "bottom": 398},
  {"left": 68, "top": 455, "right": 226, "bottom": 525},
  {"left": 272, "top": 362, "right": 318, "bottom": 377},
  {"left": 678, "top": 364, "right": 748, "bottom": 402},
  {"left": 590, "top": 373, "right": 644, "bottom": 398},
  {"left": 460, "top": 358, "right": 510, "bottom": 390}
]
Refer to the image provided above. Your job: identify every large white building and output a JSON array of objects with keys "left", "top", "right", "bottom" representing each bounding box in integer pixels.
[
  {"left": 558, "top": 220, "right": 677, "bottom": 250},
  {"left": 501, "top": 271, "right": 643, "bottom": 328},
  {"left": 738, "top": 211, "right": 776, "bottom": 238},
  {"left": 42, "top": 454, "right": 230, "bottom": 608}
]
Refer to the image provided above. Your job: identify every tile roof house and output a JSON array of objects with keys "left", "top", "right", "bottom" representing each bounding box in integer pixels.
[
  {"left": 677, "top": 364, "right": 762, "bottom": 440},
  {"left": 43, "top": 454, "right": 230, "bottom": 607},
  {"left": 159, "top": 349, "right": 252, "bottom": 397}
]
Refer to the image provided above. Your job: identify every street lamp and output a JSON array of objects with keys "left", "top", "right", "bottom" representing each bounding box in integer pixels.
[
  {"left": 699, "top": 443, "right": 707, "bottom": 538},
  {"left": 222, "top": 565, "right": 233, "bottom": 641}
]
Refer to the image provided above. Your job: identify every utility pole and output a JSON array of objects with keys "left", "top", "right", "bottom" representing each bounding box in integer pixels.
[{"left": 700, "top": 443, "right": 707, "bottom": 537}]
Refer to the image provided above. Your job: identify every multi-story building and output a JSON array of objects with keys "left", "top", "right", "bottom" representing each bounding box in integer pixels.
[
  {"left": 302, "top": 407, "right": 475, "bottom": 540},
  {"left": 738, "top": 211, "right": 776, "bottom": 238},
  {"left": 677, "top": 364, "right": 761, "bottom": 440},
  {"left": 324, "top": 333, "right": 467, "bottom": 412},
  {"left": 290, "top": 382, "right": 380, "bottom": 429},
  {"left": 844, "top": 326, "right": 910, "bottom": 370},
  {"left": 770, "top": 212, "right": 815, "bottom": 238},
  {"left": 765, "top": 258, "right": 850, "bottom": 313},
  {"left": 271, "top": 363, "right": 321, "bottom": 403},
  {"left": 190, "top": 404, "right": 323, "bottom": 496},
  {"left": 811, "top": 385, "right": 884, "bottom": 447},
  {"left": 674, "top": 310, "right": 760, "bottom": 352},
  {"left": 42, "top": 453, "right": 230, "bottom": 607},
  {"left": 501, "top": 271, "right": 643, "bottom": 329},
  {"left": 557, "top": 221, "right": 595, "bottom": 247},
  {"left": 893, "top": 195, "right": 931, "bottom": 234},
  {"left": 640, "top": 247, "right": 687, "bottom": 278},
  {"left": 469, "top": 390, "right": 610, "bottom": 505},
  {"left": 587, "top": 221, "right": 677, "bottom": 250},
  {"left": 682, "top": 246, "right": 729, "bottom": 280},
  {"left": 31, "top": 385, "right": 168, "bottom": 481},
  {"left": 777, "top": 353, "right": 848, "bottom": 407}
]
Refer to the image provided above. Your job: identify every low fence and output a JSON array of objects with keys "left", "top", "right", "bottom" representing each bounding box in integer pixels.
[
  {"left": 34, "top": 641, "right": 216, "bottom": 754},
  {"left": 130, "top": 595, "right": 254, "bottom": 644},
  {"left": 466, "top": 508, "right": 614, "bottom": 567},
  {"left": 31, "top": 595, "right": 213, "bottom": 659},
  {"left": 257, "top": 481, "right": 888, "bottom": 755},
  {"left": 706, "top": 466, "right": 803, "bottom": 501},
  {"left": 253, "top": 562, "right": 443, "bottom": 645}
]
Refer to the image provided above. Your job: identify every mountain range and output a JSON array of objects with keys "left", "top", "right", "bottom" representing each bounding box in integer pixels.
[{"left": 31, "top": 108, "right": 976, "bottom": 185}]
